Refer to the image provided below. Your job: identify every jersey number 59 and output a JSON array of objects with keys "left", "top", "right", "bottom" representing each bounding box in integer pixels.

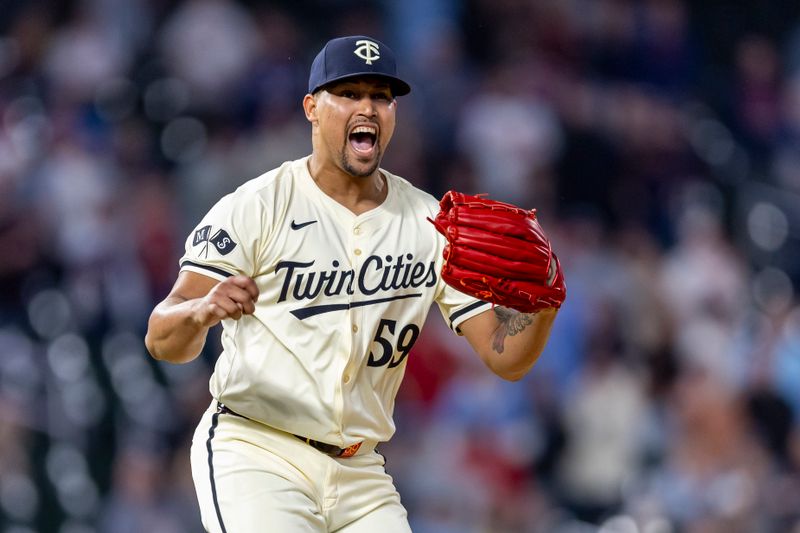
[{"left": 367, "top": 319, "right": 420, "bottom": 368}]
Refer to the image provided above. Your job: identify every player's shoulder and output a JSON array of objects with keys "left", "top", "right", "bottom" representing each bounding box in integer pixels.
[{"left": 382, "top": 169, "right": 440, "bottom": 216}]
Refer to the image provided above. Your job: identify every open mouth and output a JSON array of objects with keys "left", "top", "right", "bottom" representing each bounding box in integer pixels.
[{"left": 348, "top": 125, "right": 378, "bottom": 155}]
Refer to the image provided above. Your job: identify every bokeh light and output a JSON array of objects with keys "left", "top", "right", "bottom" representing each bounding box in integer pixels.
[
  {"left": 27, "top": 290, "right": 72, "bottom": 340},
  {"left": 0, "top": 472, "right": 39, "bottom": 523},
  {"left": 748, "top": 201, "right": 790, "bottom": 252},
  {"left": 160, "top": 116, "right": 207, "bottom": 162}
]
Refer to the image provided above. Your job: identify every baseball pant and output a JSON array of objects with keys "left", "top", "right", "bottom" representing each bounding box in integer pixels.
[{"left": 190, "top": 401, "right": 412, "bottom": 532}]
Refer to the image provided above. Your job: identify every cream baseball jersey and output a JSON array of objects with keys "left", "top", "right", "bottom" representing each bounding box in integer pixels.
[{"left": 180, "top": 157, "right": 491, "bottom": 447}]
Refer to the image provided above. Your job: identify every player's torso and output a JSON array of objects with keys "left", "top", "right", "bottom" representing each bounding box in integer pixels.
[{"left": 214, "top": 158, "right": 442, "bottom": 443}]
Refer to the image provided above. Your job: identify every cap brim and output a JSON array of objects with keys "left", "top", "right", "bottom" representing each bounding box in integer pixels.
[{"left": 312, "top": 72, "right": 411, "bottom": 96}]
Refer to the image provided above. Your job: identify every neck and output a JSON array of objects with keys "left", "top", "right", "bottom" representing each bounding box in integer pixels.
[{"left": 307, "top": 154, "right": 387, "bottom": 215}]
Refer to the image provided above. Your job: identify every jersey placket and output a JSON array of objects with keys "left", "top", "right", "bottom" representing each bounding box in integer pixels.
[{"left": 336, "top": 218, "right": 368, "bottom": 434}]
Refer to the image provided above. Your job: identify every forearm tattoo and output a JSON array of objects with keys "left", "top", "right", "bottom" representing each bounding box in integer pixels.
[{"left": 491, "top": 307, "right": 534, "bottom": 354}]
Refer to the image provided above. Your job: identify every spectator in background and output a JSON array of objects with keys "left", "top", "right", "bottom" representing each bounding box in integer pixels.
[
  {"left": 159, "top": 0, "right": 260, "bottom": 115},
  {"left": 42, "top": 3, "right": 133, "bottom": 105},
  {"left": 731, "top": 35, "right": 782, "bottom": 164},
  {"left": 555, "top": 342, "right": 647, "bottom": 524},
  {"left": 456, "top": 62, "right": 563, "bottom": 208},
  {"left": 658, "top": 201, "right": 750, "bottom": 386},
  {"left": 638, "top": 369, "right": 768, "bottom": 530}
]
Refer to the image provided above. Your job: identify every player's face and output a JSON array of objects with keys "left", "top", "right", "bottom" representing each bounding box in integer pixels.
[{"left": 312, "top": 78, "right": 397, "bottom": 178}]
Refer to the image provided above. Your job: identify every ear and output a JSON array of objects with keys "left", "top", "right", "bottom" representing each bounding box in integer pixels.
[{"left": 303, "top": 94, "right": 318, "bottom": 123}]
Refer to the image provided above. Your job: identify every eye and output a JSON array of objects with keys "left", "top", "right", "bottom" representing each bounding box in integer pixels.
[
  {"left": 372, "top": 92, "right": 392, "bottom": 102},
  {"left": 340, "top": 90, "right": 357, "bottom": 99}
]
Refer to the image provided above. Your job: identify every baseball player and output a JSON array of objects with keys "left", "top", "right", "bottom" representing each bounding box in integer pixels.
[{"left": 145, "top": 35, "right": 562, "bottom": 532}]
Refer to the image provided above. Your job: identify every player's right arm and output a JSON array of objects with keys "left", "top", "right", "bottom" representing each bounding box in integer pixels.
[{"left": 145, "top": 271, "right": 259, "bottom": 364}]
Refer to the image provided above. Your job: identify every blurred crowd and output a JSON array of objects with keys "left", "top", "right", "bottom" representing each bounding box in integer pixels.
[{"left": 2, "top": 0, "right": 800, "bottom": 532}]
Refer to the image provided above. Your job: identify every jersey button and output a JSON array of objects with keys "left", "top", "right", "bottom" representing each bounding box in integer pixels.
[
  {"left": 354, "top": 248, "right": 362, "bottom": 256},
  {"left": 352, "top": 324, "right": 358, "bottom": 333},
  {"left": 343, "top": 374, "right": 351, "bottom": 384},
  {"left": 354, "top": 227, "right": 361, "bottom": 235}
]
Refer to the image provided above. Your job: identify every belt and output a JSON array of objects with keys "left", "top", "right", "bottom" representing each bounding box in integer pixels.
[{"left": 216, "top": 403, "right": 362, "bottom": 458}]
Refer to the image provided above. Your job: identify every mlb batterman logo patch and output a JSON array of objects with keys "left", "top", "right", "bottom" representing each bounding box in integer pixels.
[{"left": 354, "top": 39, "right": 380, "bottom": 65}]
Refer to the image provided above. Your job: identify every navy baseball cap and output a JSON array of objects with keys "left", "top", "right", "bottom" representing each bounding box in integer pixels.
[{"left": 308, "top": 36, "right": 411, "bottom": 96}]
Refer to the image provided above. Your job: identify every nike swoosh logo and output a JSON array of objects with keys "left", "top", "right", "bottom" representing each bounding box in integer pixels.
[{"left": 290, "top": 219, "right": 318, "bottom": 230}]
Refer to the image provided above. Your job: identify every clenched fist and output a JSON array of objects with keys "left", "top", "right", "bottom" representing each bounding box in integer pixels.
[{"left": 194, "top": 275, "right": 260, "bottom": 327}]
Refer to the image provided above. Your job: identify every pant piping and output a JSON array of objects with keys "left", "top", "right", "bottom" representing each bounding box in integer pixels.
[{"left": 206, "top": 411, "right": 228, "bottom": 533}]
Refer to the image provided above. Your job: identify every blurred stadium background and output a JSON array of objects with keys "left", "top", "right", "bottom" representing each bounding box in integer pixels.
[{"left": 2, "top": 0, "right": 800, "bottom": 531}]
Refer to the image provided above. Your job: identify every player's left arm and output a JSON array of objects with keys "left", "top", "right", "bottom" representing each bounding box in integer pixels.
[{"left": 459, "top": 306, "right": 558, "bottom": 381}]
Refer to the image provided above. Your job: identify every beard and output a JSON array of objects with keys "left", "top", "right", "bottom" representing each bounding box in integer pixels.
[{"left": 340, "top": 144, "right": 381, "bottom": 178}]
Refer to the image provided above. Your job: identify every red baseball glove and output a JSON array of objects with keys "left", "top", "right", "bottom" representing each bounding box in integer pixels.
[{"left": 430, "top": 191, "right": 566, "bottom": 313}]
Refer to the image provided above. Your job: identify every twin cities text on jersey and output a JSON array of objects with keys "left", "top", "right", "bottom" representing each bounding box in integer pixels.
[{"left": 275, "top": 253, "right": 437, "bottom": 304}]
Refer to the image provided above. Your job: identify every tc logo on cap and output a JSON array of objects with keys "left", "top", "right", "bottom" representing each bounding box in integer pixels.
[{"left": 354, "top": 39, "right": 380, "bottom": 65}]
